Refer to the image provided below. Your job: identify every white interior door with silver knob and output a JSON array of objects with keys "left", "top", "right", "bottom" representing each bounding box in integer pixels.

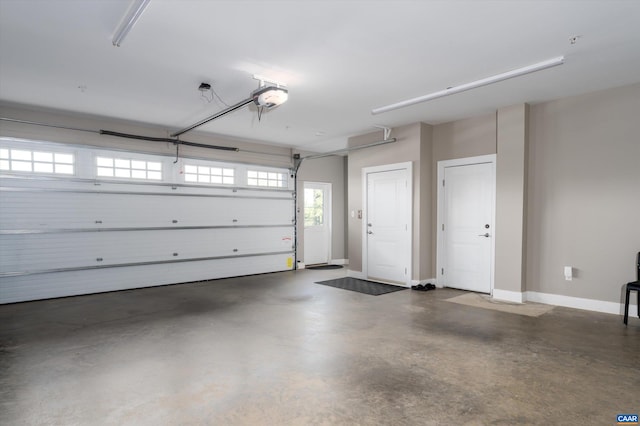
[
  {"left": 364, "top": 163, "right": 412, "bottom": 285},
  {"left": 437, "top": 156, "right": 495, "bottom": 294}
]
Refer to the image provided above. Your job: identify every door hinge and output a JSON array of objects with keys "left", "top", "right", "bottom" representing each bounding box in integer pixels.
[
  {"left": 442, "top": 223, "right": 444, "bottom": 231},
  {"left": 442, "top": 179, "right": 445, "bottom": 187},
  {"left": 405, "top": 267, "right": 407, "bottom": 275},
  {"left": 441, "top": 268, "right": 444, "bottom": 275}
]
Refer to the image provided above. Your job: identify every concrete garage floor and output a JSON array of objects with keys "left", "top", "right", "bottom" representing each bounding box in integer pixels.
[{"left": 1, "top": 269, "right": 638, "bottom": 425}]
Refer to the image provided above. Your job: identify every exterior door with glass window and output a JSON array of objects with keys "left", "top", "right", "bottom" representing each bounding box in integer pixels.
[{"left": 303, "top": 182, "right": 331, "bottom": 265}]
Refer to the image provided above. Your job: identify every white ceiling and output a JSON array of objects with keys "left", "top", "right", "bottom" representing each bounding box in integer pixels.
[{"left": 1, "top": 0, "right": 639, "bottom": 153}]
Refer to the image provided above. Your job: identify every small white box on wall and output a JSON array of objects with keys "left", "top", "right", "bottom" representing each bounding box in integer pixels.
[{"left": 564, "top": 266, "right": 573, "bottom": 281}]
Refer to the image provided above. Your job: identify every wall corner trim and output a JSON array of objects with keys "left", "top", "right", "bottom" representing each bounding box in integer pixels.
[
  {"left": 492, "top": 289, "right": 525, "bottom": 303},
  {"left": 347, "top": 269, "right": 366, "bottom": 279},
  {"left": 411, "top": 278, "right": 436, "bottom": 286}
]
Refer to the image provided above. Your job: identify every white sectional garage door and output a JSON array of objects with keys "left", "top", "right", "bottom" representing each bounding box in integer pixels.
[{"left": 0, "top": 138, "right": 295, "bottom": 304}]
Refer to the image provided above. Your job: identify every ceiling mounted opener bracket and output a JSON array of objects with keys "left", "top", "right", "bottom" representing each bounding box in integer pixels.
[
  {"left": 172, "top": 76, "right": 289, "bottom": 137},
  {"left": 373, "top": 125, "right": 392, "bottom": 140}
]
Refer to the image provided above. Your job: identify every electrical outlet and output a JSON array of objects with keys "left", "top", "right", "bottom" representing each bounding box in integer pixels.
[{"left": 564, "top": 266, "right": 573, "bottom": 281}]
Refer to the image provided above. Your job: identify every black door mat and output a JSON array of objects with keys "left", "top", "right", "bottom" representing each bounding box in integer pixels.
[
  {"left": 306, "top": 264, "right": 343, "bottom": 270},
  {"left": 315, "top": 277, "right": 407, "bottom": 296}
]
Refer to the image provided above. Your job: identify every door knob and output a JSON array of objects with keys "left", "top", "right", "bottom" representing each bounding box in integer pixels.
[
  {"left": 478, "top": 233, "right": 490, "bottom": 237},
  {"left": 368, "top": 231, "right": 373, "bottom": 234},
  {"left": 367, "top": 223, "right": 372, "bottom": 227}
]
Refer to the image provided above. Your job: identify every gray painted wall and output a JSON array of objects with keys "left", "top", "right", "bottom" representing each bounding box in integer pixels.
[
  {"left": 419, "top": 123, "right": 434, "bottom": 279},
  {"left": 347, "top": 123, "right": 433, "bottom": 281},
  {"left": 495, "top": 104, "right": 529, "bottom": 295},
  {"left": 526, "top": 83, "right": 640, "bottom": 303},
  {"left": 430, "top": 113, "right": 497, "bottom": 275},
  {"left": 428, "top": 83, "right": 639, "bottom": 305}
]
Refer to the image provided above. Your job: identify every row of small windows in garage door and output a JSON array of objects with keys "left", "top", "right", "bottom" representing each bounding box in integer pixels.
[{"left": 0, "top": 144, "right": 288, "bottom": 188}]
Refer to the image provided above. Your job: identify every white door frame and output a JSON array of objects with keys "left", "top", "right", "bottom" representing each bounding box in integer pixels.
[
  {"left": 436, "top": 154, "right": 496, "bottom": 294},
  {"left": 303, "top": 181, "right": 332, "bottom": 265},
  {"left": 362, "top": 161, "right": 413, "bottom": 286}
]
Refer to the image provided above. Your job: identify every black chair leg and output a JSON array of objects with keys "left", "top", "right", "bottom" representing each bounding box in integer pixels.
[{"left": 624, "top": 287, "right": 630, "bottom": 325}]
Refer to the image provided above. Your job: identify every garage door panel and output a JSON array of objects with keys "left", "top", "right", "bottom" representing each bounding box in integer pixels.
[
  {"left": 3, "top": 178, "right": 291, "bottom": 198},
  {"left": 0, "top": 227, "right": 294, "bottom": 272},
  {"left": 0, "top": 191, "right": 293, "bottom": 229},
  {"left": 0, "top": 140, "right": 296, "bottom": 304},
  {"left": 0, "top": 253, "right": 293, "bottom": 304}
]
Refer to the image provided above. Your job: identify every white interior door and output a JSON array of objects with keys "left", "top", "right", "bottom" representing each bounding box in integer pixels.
[
  {"left": 365, "top": 164, "right": 411, "bottom": 285},
  {"left": 438, "top": 157, "right": 495, "bottom": 293},
  {"left": 303, "top": 182, "right": 331, "bottom": 265}
]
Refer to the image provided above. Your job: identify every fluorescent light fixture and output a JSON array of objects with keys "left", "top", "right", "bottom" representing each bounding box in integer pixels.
[
  {"left": 112, "top": 0, "right": 151, "bottom": 47},
  {"left": 371, "top": 56, "right": 565, "bottom": 115}
]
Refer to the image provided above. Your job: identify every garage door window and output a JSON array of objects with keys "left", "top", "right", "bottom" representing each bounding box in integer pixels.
[
  {"left": 247, "top": 170, "right": 286, "bottom": 188},
  {"left": 0, "top": 147, "right": 74, "bottom": 175},
  {"left": 184, "top": 164, "right": 234, "bottom": 185},
  {"left": 96, "top": 156, "right": 162, "bottom": 180}
]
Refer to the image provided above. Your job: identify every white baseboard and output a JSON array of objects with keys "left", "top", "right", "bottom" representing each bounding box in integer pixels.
[
  {"left": 492, "top": 289, "right": 525, "bottom": 304},
  {"left": 347, "top": 269, "right": 366, "bottom": 279},
  {"left": 431, "top": 279, "right": 444, "bottom": 288},
  {"left": 486, "top": 289, "right": 639, "bottom": 317},
  {"left": 342, "top": 272, "right": 639, "bottom": 317},
  {"left": 526, "top": 291, "right": 638, "bottom": 317}
]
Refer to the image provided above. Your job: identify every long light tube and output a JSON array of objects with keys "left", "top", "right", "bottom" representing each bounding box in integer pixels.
[
  {"left": 371, "top": 56, "right": 565, "bottom": 115},
  {"left": 112, "top": 0, "right": 151, "bottom": 47}
]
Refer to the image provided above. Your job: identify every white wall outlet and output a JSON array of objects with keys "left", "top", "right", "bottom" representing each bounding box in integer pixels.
[{"left": 564, "top": 266, "right": 573, "bottom": 281}]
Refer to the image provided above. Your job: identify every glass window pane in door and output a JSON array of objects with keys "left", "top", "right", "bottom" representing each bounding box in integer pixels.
[{"left": 304, "top": 188, "right": 324, "bottom": 226}]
